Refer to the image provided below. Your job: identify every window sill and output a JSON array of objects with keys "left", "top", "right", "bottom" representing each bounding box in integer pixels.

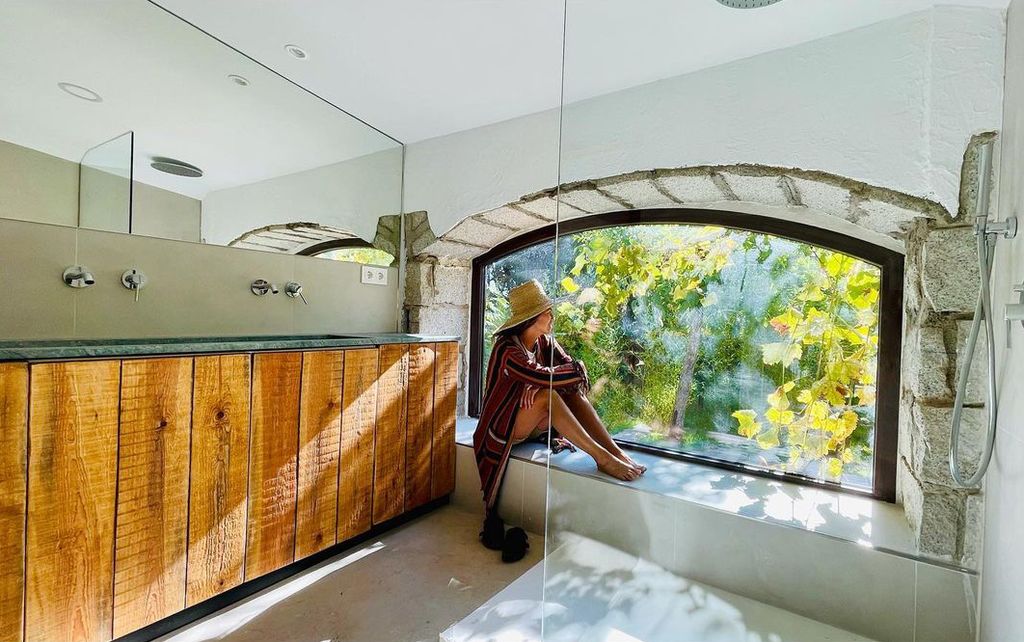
[{"left": 456, "top": 417, "right": 954, "bottom": 570}]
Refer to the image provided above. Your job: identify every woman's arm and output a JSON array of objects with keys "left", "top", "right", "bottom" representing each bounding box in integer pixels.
[{"left": 499, "top": 344, "right": 586, "bottom": 390}]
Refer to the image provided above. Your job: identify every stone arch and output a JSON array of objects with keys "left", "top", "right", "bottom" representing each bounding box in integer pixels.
[
  {"left": 228, "top": 221, "right": 363, "bottom": 254},
  {"left": 410, "top": 164, "right": 954, "bottom": 262},
  {"left": 406, "top": 138, "right": 994, "bottom": 568}
]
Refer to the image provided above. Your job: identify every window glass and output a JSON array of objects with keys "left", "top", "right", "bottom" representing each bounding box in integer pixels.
[
  {"left": 481, "top": 223, "right": 881, "bottom": 490},
  {"left": 312, "top": 246, "right": 394, "bottom": 266}
]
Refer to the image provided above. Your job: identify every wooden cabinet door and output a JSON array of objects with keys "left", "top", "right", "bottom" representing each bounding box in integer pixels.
[
  {"left": 406, "top": 344, "right": 436, "bottom": 511},
  {"left": 338, "top": 348, "right": 377, "bottom": 541},
  {"left": 296, "top": 351, "right": 343, "bottom": 558},
  {"left": 373, "top": 345, "right": 408, "bottom": 525},
  {"left": 187, "top": 354, "right": 251, "bottom": 606},
  {"left": 432, "top": 342, "right": 458, "bottom": 499},
  {"left": 0, "top": 364, "right": 27, "bottom": 642},
  {"left": 112, "top": 358, "right": 193, "bottom": 638},
  {"left": 246, "top": 352, "right": 302, "bottom": 580},
  {"left": 26, "top": 361, "right": 120, "bottom": 642}
]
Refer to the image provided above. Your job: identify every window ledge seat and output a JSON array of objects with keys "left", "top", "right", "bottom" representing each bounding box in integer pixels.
[
  {"left": 455, "top": 417, "right": 952, "bottom": 570},
  {"left": 453, "top": 417, "right": 978, "bottom": 642}
]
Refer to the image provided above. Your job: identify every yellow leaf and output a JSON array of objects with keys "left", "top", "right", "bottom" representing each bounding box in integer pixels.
[
  {"left": 826, "top": 457, "right": 844, "bottom": 478},
  {"left": 796, "top": 389, "right": 813, "bottom": 404},
  {"left": 756, "top": 427, "right": 781, "bottom": 449},
  {"left": 732, "top": 410, "right": 761, "bottom": 438},
  {"left": 766, "top": 407, "right": 795, "bottom": 426},
  {"left": 762, "top": 342, "right": 803, "bottom": 367},
  {"left": 560, "top": 277, "right": 580, "bottom": 293},
  {"left": 842, "top": 448, "right": 855, "bottom": 463}
]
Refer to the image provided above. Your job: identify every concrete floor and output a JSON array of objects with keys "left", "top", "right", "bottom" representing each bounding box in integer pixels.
[{"left": 157, "top": 506, "right": 544, "bottom": 642}]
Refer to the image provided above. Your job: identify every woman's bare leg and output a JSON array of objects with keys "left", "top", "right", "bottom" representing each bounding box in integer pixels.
[
  {"left": 561, "top": 391, "right": 646, "bottom": 473},
  {"left": 511, "top": 391, "right": 639, "bottom": 481}
]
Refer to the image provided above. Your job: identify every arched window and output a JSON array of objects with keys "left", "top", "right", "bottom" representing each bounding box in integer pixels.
[
  {"left": 300, "top": 239, "right": 394, "bottom": 266},
  {"left": 470, "top": 209, "right": 903, "bottom": 501}
]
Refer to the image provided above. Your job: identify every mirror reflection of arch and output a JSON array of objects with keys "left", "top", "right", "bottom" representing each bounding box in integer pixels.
[{"left": 228, "top": 222, "right": 394, "bottom": 266}]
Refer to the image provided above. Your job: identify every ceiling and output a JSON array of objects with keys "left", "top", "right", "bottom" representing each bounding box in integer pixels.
[
  {"left": 0, "top": 1, "right": 397, "bottom": 199},
  {"left": 155, "top": 0, "right": 1010, "bottom": 144}
]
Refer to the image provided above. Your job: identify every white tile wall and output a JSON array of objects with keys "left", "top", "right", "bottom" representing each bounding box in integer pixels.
[{"left": 0, "top": 218, "right": 400, "bottom": 339}]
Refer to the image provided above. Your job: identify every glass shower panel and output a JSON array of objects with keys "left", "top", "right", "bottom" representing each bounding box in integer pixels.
[
  {"left": 543, "top": 1, "right": 981, "bottom": 641},
  {"left": 79, "top": 131, "right": 133, "bottom": 234}
]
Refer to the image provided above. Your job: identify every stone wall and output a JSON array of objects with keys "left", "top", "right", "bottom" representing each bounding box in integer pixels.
[{"left": 404, "top": 154, "right": 992, "bottom": 568}]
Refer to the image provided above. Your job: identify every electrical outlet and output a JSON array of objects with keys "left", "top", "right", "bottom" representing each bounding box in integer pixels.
[{"left": 361, "top": 265, "right": 389, "bottom": 286}]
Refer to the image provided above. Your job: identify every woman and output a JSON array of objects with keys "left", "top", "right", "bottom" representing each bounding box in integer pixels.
[{"left": 474, "top": 280, "right": 646, "bottom": 522}]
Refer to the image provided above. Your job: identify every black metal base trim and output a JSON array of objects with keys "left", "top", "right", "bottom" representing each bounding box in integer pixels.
[{"left": 115, "top": 496, "right": 451, "bottom": 642}]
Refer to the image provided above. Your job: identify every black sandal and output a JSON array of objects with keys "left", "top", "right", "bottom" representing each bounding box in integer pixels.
[
  {"left": 501, "top": 527, "right": 529, "bottom": 563},
  {"left": 479, "top": 511, "right": 505, "bottom": 550}
]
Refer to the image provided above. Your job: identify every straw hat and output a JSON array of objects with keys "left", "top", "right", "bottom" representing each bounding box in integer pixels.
[{"left": 494, "top": 279, "right": 562, "bottom": 334}]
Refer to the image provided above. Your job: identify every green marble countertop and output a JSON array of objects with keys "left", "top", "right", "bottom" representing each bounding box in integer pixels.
[{"left": 0, "top": 333, "right": 460, "bottom": 362}]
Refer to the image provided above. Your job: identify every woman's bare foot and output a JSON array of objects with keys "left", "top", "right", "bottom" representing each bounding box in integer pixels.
[
  {"left": 610, "top": 447, "right": 646, "bottom": 474},
  {"left": 596, "top": 453, "right": 641, "bottom": 481}
]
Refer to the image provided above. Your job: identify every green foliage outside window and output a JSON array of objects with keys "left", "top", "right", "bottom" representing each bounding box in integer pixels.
[{"left": 482, "top": 224, "right": 881, "bottom": 488}]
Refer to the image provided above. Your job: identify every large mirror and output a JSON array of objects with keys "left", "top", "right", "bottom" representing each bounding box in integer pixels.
[{"left": 0, "top": 0, "right": 402, "bottom": 260}]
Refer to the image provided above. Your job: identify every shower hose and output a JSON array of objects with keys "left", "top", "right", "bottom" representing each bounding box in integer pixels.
[{"left": 948, "top": 226, "right": 999, "bottom": 488}]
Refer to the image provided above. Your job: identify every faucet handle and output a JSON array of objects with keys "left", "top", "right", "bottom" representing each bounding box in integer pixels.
[
  {"left": 121, "top": 269, "right": 147, "bottom": 302},
  {"left": 285, "top": 281, "right": 307, "bottom": 305},
  {"left": 251, "top": 279, "right": 277, "bottom": 296}
]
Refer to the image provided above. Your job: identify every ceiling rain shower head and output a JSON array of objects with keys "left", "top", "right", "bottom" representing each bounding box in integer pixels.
[
  {"left": 150, "top": 156, "right": 204, "bottom": 178},
  {"left": 716, "top": 0, "right": 785, "bottom": 8}
]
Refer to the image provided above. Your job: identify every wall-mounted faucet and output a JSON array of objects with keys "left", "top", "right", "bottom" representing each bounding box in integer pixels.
[
  {"left": 62, "top": 265, "right": 95, "bottom": 288},
  {"left": 121, "top": 268, "right": 147, "bottom": 302},
  {"left": 251, "top": 279, "right": 278, "bottom": 296},
  {"left": 285, "top": 281, "right": 307, "bottom": 304}
]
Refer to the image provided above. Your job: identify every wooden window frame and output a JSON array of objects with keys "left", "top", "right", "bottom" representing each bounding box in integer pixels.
[{"left": 469, "top": 208, "right": 903, "bottom": 502}]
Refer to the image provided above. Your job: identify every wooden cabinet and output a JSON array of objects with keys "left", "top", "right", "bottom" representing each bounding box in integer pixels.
[
  {"left": 374, "top": 344, "right": 408, "bottom": 524},
  {"left": 113, "top": 358, "right": 193, "bottom": 637},
  {"left": 432, "top": 342, "right": 459, "bottom": 499},
  {"left": 5, "top": 339, "right": 458, "bottom": 642},
  {"left": 186, "top": 355, "right": 251, "bottom": 606},
  {"left": 0, "top": 363, "right": 27, "bottom": 642},
  {"left": 338, "top": 348, "right": 378, "bottom": 540},
  {"left": 246, "top": 353, "right": 303, "bottom": 580},
  {"left": 26, "top": 361, "right": 121, "bottom": 642},
  {"left": 296, "top": 351, "right": 343, "bottom": 558}
]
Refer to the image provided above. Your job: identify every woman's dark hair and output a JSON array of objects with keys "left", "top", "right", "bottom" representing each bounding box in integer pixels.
[{"left": 496, "top": 310, "right": 545, "bottom": 337}]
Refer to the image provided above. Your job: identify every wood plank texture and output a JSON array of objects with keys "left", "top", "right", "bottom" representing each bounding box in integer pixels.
[
  {"left": 295, "top": 351, "right": 343, "bottom": 558},
  {"left": 245, "top": 352, "right": 302, "bottom": 580},
  {"left": 186, "top": 354, "right": 251, "bottom": 606},
  {"left": 112, "top": 358, "right": 193, "bottom": 638},
  {"left": 405, "top": 344, "right": 435, "bottom": 510},
  {"left": 26, "top": 361, "right": 121, "bottom": 642},
  {"left": 0, "top": 363, "right": 27, "bottom": 642},
  {"left": 372, "top": 345, "right": 408, "bottom": 525},
  {"left": 337, "top": 349, "right": 377, "bottom": 541},
  {"left": 432, "top": 342, "right": 459, "bottom": 499}
]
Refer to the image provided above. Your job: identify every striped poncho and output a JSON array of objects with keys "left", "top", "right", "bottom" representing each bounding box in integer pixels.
[{"left": 473, "top": 333, "right": 588, "bottom": 510}]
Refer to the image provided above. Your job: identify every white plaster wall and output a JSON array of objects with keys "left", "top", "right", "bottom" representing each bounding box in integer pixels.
[
  {"left": 201, "top": 145, "right": 403, "bottom": 246},
  {"left": 404, "top": 7, "right": 1005, "bottom": 238},
  {"left": 0, "top": 217, "right": 400, "bottom": 340},
  {"left": 979, "top": 1, "right": 1024, "bottom": 639}
]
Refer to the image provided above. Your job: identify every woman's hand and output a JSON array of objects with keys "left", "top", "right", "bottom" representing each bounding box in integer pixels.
[{"left": 520, "top": 385, "right": 540, "bottom": 408}]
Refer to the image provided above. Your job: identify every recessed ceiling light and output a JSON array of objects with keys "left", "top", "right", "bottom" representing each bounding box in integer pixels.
[
  {"left": 227, "top": 74, "right": 250, "bottom": 87},
  {"left": 57, "top": 82, "right": 102, "bottom": 102},
  {"left": 150, "top": 156, "right": 204, "bottom": 178},
  {"left": 284, "top": 44, "right": 309, "bottom": 60}
]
